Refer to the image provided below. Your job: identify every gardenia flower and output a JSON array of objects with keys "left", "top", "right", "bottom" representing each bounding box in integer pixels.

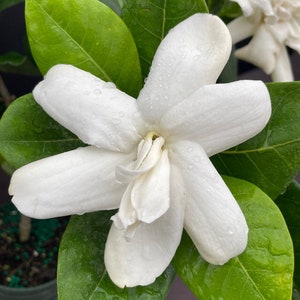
[
  {"left": 9, "top": 14, "right": 271, "bottom": 288},
  {"left": 227, "top": 0, "right": 300, "bottom": 81}
]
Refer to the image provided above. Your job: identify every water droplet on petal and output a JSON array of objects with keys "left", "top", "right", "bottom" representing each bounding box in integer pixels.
[
  {"left": 94, "top": 89, "right": 102, "bottom": 94},
  {"left": 105, "top": 82, "right": 116, "bottom": 89}
]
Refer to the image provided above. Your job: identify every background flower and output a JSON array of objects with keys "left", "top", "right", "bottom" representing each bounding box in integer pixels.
[{"left": 228, "top": 0, "right": 300, "bottom": 81}]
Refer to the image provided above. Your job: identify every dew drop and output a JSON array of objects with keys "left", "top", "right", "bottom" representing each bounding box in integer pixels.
[
  {"left": 105, "top": 82, "right": 116, "bottom": 89},
  {"left": 94, "top": 89, "right": 102, "bottom": 94},
  {"left": 193, "top": 156, "right": 201, "bottom": 162}
]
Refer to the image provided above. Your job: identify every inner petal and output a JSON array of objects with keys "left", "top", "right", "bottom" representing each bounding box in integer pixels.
[{"left": 111, "top": 133, "right": 170, "bottom": 237}]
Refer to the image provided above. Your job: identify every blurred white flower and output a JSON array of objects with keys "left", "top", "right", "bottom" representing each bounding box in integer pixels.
[
  {"left": 228, "top": 0, "right": 300, "bottom": 81},
  {"left": 9, "top": 14, "right": 271, "bottom": 288}
]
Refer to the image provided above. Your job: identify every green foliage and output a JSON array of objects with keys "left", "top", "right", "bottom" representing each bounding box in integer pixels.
[
  {"left": 121, "top": 0, "right": 208, "bottom": 78},
  {"left": 25, "top": 0, "right": 142, "bottom": 97},
  {"left": 0, "top": 0, "right": 298, "bottom": 298},
  {"left": 0, "top": 93, "right": 85, "bottom": 169},
  {"left": 276, "top": 180, "right": 300, "bottom": 288},
  {"left": 206, "top": 0, "right": 241, "bottom": 20},
  {"left": 58, "top": 210, "right": 175, "bottom": 300},
  {"left": 173, "top": 176, "right": 294, "bottom": 300},
  {"left": 212, "top": 82, "right": 300, "bottom": 199},
  {"left": 0, "top": 0, "right": 24, "bottom": 12},
  {"left": 100, "top": 0, "right": 123, "bottom": 15},
  {"left": 0, "top": 51, "right": 40, "bottom": 75}
]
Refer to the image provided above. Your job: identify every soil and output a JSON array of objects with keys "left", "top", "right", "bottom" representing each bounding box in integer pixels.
[{"left": 0, "top": 202, "right": 68, "bottom": 288}]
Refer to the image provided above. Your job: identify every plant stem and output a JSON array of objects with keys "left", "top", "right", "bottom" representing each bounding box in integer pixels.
[{"left": 19, "top": 214, "right": 32, "bottom": 242}]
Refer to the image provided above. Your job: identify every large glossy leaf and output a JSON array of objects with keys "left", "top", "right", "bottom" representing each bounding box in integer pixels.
[
  {"left": 25, "top": 0, "right": 142, "bottom": 97},
  {"left": 0, "top": 94, "right": 84, "bottom": 169},
  {"left": 121, "top": 0, "right": 208, "bottom": 78},
  {"left": 58, "top": 210, "right": 175, "bottom": 300},
  {"left": 212, "top": 82, "right": 300, "bottom": 199},
  {"left": 173, "top": 176, "right": 294, "bottom": 300},
  {"left": 276, "top": 180, "right": 300, "bottom": 287}
]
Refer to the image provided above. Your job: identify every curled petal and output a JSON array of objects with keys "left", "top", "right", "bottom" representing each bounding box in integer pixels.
[
  {"left": 105, "top": 168, "right": 184, "bottom": 287},
  {"left": 235, "top": 26, "right": 280, "bottom": 74},
  {"left": 271, "top": 45, "right": 294, "bottom": 82},
  {"left": 169, "top": 141, "right": 248, "bottom": 265},
  {"left": 233, "top": 0, "right": 274, "bottom": 17},
  {"left": 33, "top": 64, "right": 144, "bottom": 152},
  {"left": 227, "top": 16, "right": 257, "bottom": 44},
  {"left": 9, "top": 146, "right": 133, "bottom": 218},
  {"left": 137, "top": 13, "right": 231, "bottom": 123},
  {"left": 131, "top": 150, "right": 170, "bottom": 224},
  {"left": 162, "top": 80, "right": 271, "bottom": 156}
]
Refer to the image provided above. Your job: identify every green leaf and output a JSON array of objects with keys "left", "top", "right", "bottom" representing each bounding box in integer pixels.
[
  {"left": 0, "top": 51, "right": 40, "bottom": 75},
  {"left": 121, "top": 0, "right": 208, "bottom": 78},
  {"left": 100, "top": 0, "right": 123, "bottom": 15},
  {"left": 0, "top": 94, "right": 84, "bottom": 169},
  {"left": 58, "top": 210, "right": 175, "bottom": 299},
  {"left": 173, "top": 176, "right": 294, "bottom": 300},
  {"left": 0, "top": 0, "right": 24, "bottom": 12},
  {"left": 212, "top": 82, "right": 300, "bottom": 199},
  {"left": 276, "top": 180, "right": 300, "bottom": 287},
  {"left": 25, "top": 0, "right": 142, "bottom": 97}
]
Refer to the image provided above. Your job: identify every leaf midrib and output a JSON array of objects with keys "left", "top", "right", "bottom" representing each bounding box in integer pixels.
[
  {"left": 32, "top": 0, "right": 112, "bottom": 82},
  {"left": 235, "top": 257, "right": 266, "bottom": 300},
  {"left": 223, "top": 138, "right": 300, "bottom": 155}
]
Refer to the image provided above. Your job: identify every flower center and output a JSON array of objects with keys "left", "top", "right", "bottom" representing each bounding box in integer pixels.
[
  {"left": 262, "top": 1, "right": 299, "bottom": 24},
  {"left": 112, "top": 132, "right": 170, "bottom": 239}
]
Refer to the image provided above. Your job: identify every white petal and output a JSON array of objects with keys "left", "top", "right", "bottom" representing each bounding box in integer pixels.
[
  {"left": 9, "top": 146, "right": 134, "bottom": 218},
  {"left": 137, "top": 14, "right": 231, "bottom": 123},
  {"left": 271, "top": 45, "right": 294, "bottom": 82},
  {"left": 235, "top": 26, "right": 280, "bottom": 74},
  {"left": 162, "top": 80, "right": 271, "bottom": 156},
  {"left": 131, "top": 149, "right": 170, "bottom": 223},
  {"left": 233, "top": 0, "right": 273, "bottom": 17},
  {"left": 105, "top": 166, "right": 185, "bottom": 288},
  {"left": 33, "top": 64, "right": 144, "bottom": 152},
  {"left": 169, "top": 141, "right": 248, "bottom": 265},
  {"left": 227, "top": 16, "right": 257, "bottom": 44}
]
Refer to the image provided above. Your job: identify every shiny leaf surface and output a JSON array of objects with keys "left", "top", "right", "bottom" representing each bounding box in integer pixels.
[
  {"left": 58, "top": 210, "right": 175, "bottom": 300},
  {"left": 173, "top": 176, "right": 294, "bottom": 300},
  {"left": 25, "top": 0, "right": 142, "bottom": 96}
]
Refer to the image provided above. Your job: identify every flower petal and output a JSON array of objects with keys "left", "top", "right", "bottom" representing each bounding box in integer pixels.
[
  {"left": 169, "top": 141, "right": 248, "bottom": 265},
  {"left": 105, "top": 166, "right": 185, "bottom": 288},
  {"left": 233, "top": 0, "right": 273, "bottom": 17},
  {"left": 131, "top": 149, "right": 170, "bottom": 223},
  {"left": 161, "top": 80, "right": 271, "bottom": 156},
  {"left": 33, "top": 64, "right": 144, "bottom": 152},
  {"left": 271, "top": 45, "right": 294, "bottom": 82},
  {"left": 235, "top": 26, "right": 280, "bottom": 74},
  {"left": 227, "top": 16, "right": 257, "bottom": 44},
  {"left": 137, "top": 13, "right": 231, "bottom": 123},
  {"left": 9, "top": 146, "right": 134, "bottom": 218}
]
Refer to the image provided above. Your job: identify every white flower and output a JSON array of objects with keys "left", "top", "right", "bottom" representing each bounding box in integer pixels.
[
  {"left": 9, "top": 14, "right": 271, "bottom": 288},
  {"left": 227, "top": 0, "right": 300, "bottom": 81}
]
